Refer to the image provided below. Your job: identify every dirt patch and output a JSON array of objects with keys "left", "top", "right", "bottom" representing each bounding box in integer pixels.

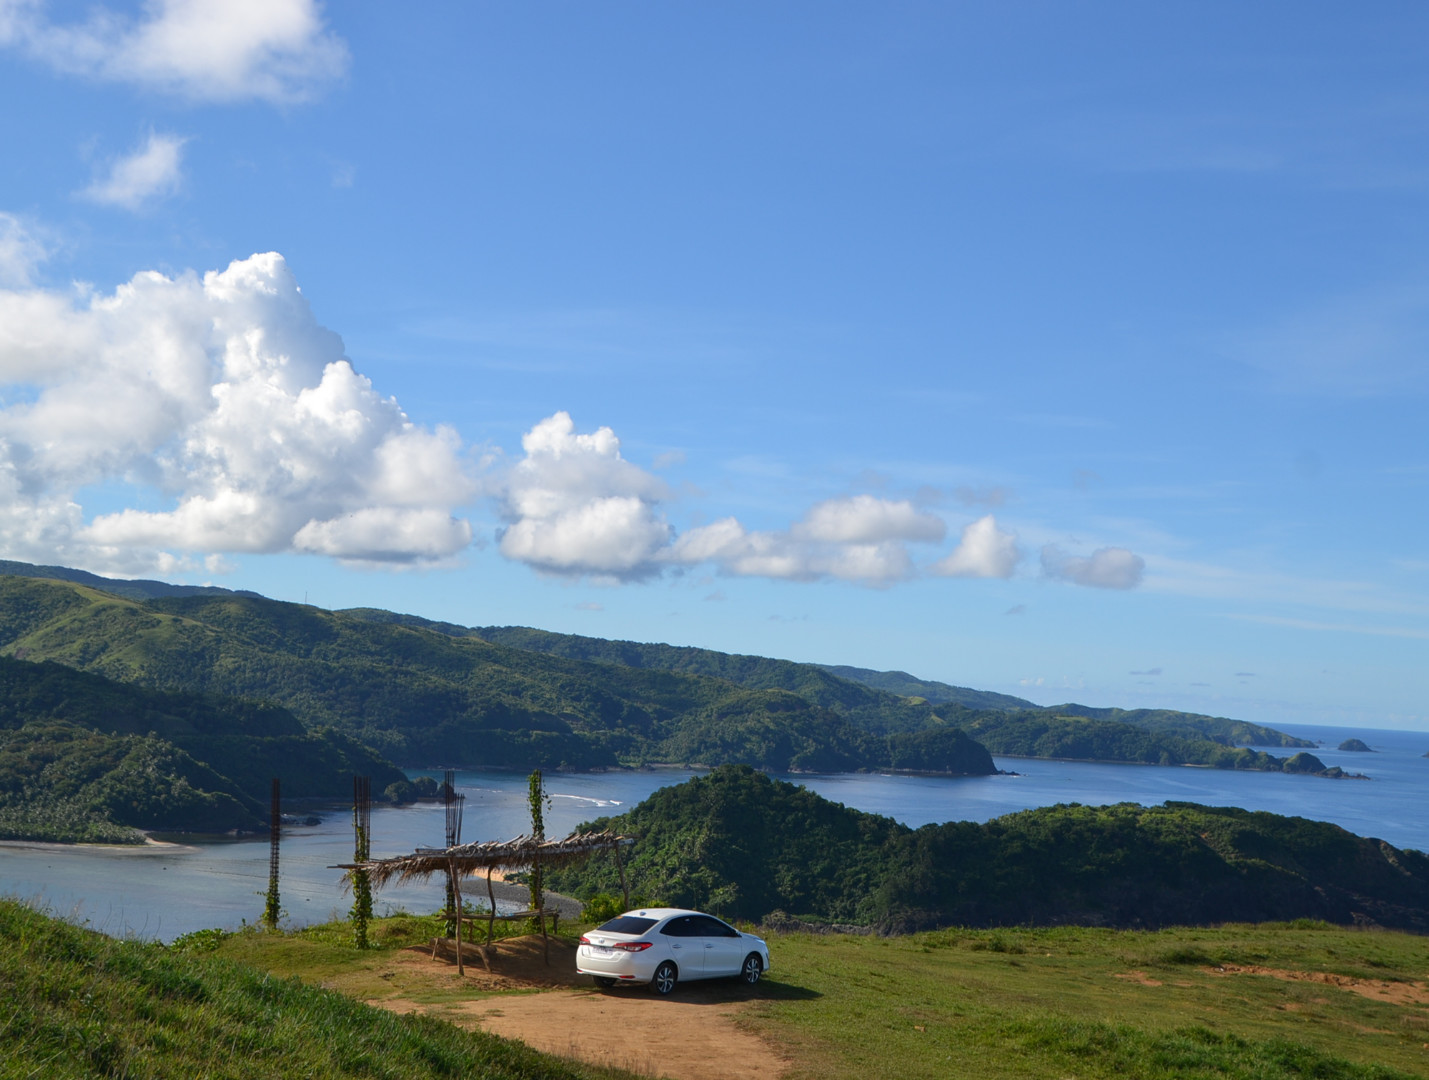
[
  {"left": 1205, "top": 964, "right": 1429, "bottom": 1008},
  {"left": 372, "top": 935, "right": 789, "bottom": 1080},
  {"left": 1113, "top": 970, "right": 1163, "bottom": 987},
  {"left": 442, "top": 990, "right": 784, "bottom": 1079}
]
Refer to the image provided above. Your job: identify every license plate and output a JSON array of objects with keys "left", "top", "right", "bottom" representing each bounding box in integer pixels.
[{"left": 590, "top": 946, "right": 615, "bottom": 958}]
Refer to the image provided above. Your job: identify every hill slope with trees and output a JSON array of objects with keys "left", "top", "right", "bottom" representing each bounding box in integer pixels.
[
  {"left": 0, "top": 655, "right": 404, "bottom": 841},
  {"left": 548, "top": 766, "right": 1429, "bottom": 933},
  {"left": 0, "top": 565, "right": 1320, "bottom": 783},
  {"left": 0, "top": 574, "right": 993, "bottom": 777}
]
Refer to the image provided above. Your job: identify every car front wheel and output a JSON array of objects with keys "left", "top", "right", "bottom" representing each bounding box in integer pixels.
[
  {"left": 650, "top": 961, "right": 678, "bottom": 996},
  {"left": 741, "top": 953, "right": 762, "bottom": 985}
]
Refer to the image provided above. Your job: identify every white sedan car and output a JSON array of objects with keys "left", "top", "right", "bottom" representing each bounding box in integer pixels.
[{"left": 577, "top": 908, "right": 771, "bottom": 995}]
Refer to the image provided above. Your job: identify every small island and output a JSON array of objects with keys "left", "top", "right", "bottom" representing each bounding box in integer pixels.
[
  {"left": 1281, "top": 752, "right": 1367, "bottom": 779},
  {"left": 1337, "top": 738, "right": 1374, "bottom": 752}
]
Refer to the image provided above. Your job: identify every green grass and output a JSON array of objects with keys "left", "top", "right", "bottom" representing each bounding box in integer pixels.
[
  {"left": 0, "top": 899, "right": 637, "bottom": 1080},
  {"left": 82, "top": 906, "right": 1429, "bottom": 1080},
  {"left": 207, "top": 908, "right": 547, "bottom": 1006},
  {"left": 740, "top": 924, "right": 1429, "bottom": 1080}
]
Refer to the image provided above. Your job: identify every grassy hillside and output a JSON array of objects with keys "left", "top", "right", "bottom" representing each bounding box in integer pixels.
[
  {"left": 0, "top": 899, "right": 633, "bottom": 1080},
  {"left": 0, "top": 655, "right": 404, "bottom": 841},
  {"left": 0, "top": 575, "right": 994, "bottom": 776},
  {"left": 546, "top": 766, "right": 1429, "bottom": 932},
  {"left": 209, "top": 908, "right": 1429, "bottom": 1080},
  {"left": 748, "top": 923, "right": 1429, "bottom": 1080}
]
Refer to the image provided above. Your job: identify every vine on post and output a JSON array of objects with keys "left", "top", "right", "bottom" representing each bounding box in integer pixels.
[
  {"left": 527, "top": 769, "right": 550, "bottom": 926},
  {"left": 263, "top": 778, "right": 281, "bottom": 930},
  {"left": 351, "top": 775, "right": 373, "bottom": 949}
]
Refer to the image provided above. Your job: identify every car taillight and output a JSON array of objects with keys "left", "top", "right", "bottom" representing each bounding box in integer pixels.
[
  {"left": 614, "top": 941, "right": 653, "bottom": 952},
  {"left": 579, "top": 935, "right": 592, "bottom": 945}
]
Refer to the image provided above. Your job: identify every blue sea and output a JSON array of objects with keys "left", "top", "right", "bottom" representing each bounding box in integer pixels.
[{"left": 2, "top": 722, "right": 1424, "bottom": 942}]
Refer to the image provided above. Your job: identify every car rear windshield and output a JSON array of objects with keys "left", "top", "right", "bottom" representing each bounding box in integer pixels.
[{"left": 595, "top": 916, "right": 657, "bottom": 935}]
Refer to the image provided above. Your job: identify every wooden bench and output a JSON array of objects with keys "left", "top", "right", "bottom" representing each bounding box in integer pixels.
[
  {"left": 432, "top": 907, "right": 563, "bottom": 969},
  {"left": 460, "top": 907, "right": 560, "bottom": 935}
]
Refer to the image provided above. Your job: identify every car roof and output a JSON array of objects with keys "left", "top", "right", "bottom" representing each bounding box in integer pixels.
[{"left": 617, "top": 908, "right": 707, "bottom": 921}]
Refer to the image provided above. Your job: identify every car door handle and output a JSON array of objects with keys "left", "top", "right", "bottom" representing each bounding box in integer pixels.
[
  {"left": 705, "top": 943, "right": 715, "bottom": 949},
  {"left": 671, "top": 943, "right": 683, "bottom": 949}
]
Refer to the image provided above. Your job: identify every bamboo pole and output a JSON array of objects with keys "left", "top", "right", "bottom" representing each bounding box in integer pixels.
[
  {"left": 485, "top": 867, "right": 496, "bottom": 947},
  {"left": 450, "top": 856, "right": 464, "bottom": 976},
  {"left": 614, "top": 839, "right": 629, "bottom": 911}
]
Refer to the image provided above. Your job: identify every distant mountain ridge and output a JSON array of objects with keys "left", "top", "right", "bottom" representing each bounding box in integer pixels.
[
  {"left": 0, "top": 571, "right": 993, "bottom": 777},
  {"left": 0, "top": 561, "right": 1316, "bottom": 785},
  {"left": 0, "top": 560, "right": 263, "bottom": 603},
  {"left": 816, "top": 664, "right": 1039, "bottom": 711}
]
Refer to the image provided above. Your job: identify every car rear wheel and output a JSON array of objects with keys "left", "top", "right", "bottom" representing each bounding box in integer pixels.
[
  {"left": 741, "top": 953, "right": 762, "bottom": 985},
  {"left": 593, "top": 976, "right": 615, "bottom": 988},
  {"left": 650, "top": 961, "right": 678, "bottom": 995}
]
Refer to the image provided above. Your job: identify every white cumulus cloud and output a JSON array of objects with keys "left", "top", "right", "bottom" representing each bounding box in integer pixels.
[
  {"left": 668, "top": 512, "right": 920, "bottom": 585},
  {"left": 930, "top": 514, "right": 1020, "bottom": 578},
  {"left": 494, "top": 432, "right": 937, "bottom": 586},
  {"left": 0, "top": 251, "right": 477, "bottom": 573},
  {"left": 1, "top": 0, "right": 348, "bottom": 103},
  {"left": 496, "top": 412, "right": 673, "bottom": 579},
  {"left": 1041, "top": 544, "right": 1146, "bottom": 589},
  {"left": 793, "top": 494, "right": 945, "bottom": 544},
  {"left": 79, "top": 132, "right": 186, "bottom": 211}
]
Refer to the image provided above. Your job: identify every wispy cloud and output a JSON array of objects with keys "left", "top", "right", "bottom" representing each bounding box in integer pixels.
[
  {"left": 0, "top": 0, "right": 348, "bottom": 103},
  {"left": 1230, "top": 280, "right": 1429, "bottom": 396},
  {"left": 79, "top": 132, "right": 186, "bottom": 211},
  {"left": 1041, "top": 544, "right": 1145, "bottom": 589},
  {"left": 1146, "top": 554, "right": 1429, "bottom": 618},
  {"left": 0, "top": 212, "right": 47, "bottom": 288},
  {"left": 1226, "top": 614, "right": 1429, "bottom": 642}
]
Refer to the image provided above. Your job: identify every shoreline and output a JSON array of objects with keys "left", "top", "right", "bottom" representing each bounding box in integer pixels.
[{"left": 0, "top": 834, "right": 202, "bottom": 855}]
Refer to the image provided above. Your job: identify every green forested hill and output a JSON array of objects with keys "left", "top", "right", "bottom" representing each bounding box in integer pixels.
[
  {"left": 0, "top": 557, "right": 262, "bottom": 602},
  {"left": 0, "top": 567, "right": 1321, "bottom": 780},
  {"left": 0, "top": 655, "right": 404, "bottom": 841},
  {"left": 360, "top": 614, "right": 1316, "bottom": 760},
  {"left": 956, "top": 711, "right": 1331, "bottom": 773},
  {"left": 817, "top": 663, "right": 1039, "bottom": 710},
  {"left": 0, "top": 575, "right": 993, "bottom": 776},
  {"left": 547, "top": 766, "right": 1429, "bottom": 933},
  {"left": 1039, "top": 704, "right": 1313, "bottom": 748},
  {"left": 361, "top": 616, "right": 947, "bottom": 727},
  {"left": 822, "top": 666, "right": 1312, "bottom": 747}
]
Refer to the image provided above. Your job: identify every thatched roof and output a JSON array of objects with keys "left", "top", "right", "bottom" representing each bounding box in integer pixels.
[{"left": 336, "top": 830, "right": 631, "bottom": 892}]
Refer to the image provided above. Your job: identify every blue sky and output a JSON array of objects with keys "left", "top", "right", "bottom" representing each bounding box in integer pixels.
[{"left": 0, "top": 2, "right": 1426, "bottom": 730}]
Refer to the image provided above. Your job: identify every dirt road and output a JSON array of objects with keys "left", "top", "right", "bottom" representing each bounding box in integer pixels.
[{"left": 374, "top": 935, "right": 791, "bottom": 1080}]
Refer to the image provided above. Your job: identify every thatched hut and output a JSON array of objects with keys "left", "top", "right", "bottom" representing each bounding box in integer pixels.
[{"left": 337, "top": 830, "right": 632, "bottom": 972}]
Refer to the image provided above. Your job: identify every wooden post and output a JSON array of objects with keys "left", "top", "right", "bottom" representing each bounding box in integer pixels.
[
  {"left": 450, "top": 856, "right": 464, "bottom": 976},
  {"left": 263, "top": 779, "right": 281, "bottom": 929},
  {"left": 541, "top": 896, "right": 549, "bottom": 965},
  {"left": 485, "top": 867, "right": 496, "bottom": 947},
  {"left": 614, "top": 838, "right": 629, "bottom": 911},
  {"left": 351, "top": 776, "right": 372, "bottom": 950}
]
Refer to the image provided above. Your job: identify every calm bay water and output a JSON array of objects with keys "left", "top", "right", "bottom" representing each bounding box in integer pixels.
[{"left": 2, "top": 722, "right": 1424, "bottom": 942}]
